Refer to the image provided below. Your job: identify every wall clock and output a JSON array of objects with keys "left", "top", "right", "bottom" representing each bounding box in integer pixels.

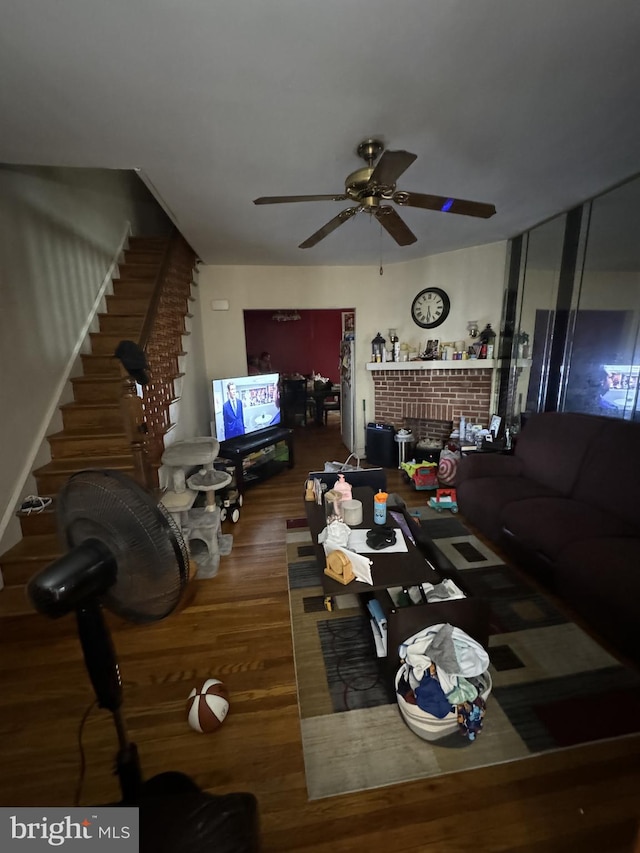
[{"left": 411, "top": 287, "right": 450, "bottom": 328}]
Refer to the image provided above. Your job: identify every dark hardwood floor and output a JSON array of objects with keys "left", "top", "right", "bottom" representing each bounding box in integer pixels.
[{"left": 1, "top": 416, "right": 639, "bottom": 852}]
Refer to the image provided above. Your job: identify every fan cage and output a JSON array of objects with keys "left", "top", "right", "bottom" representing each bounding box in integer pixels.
[{"left": 56, "top": 470, "right": 190, "bottom": 623}]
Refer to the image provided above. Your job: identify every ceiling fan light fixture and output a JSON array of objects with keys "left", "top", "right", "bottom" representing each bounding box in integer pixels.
[
  {"left": 255, "top": 139, "right": 496, "bottom": 248},
  {"left": 272, "top": 310, "right": 301, "bottom": 322}
]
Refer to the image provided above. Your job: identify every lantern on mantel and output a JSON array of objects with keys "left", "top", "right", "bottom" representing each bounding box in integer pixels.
[
  {"left": 479, "top": 324, "right": 496, "bottom": 359},
  {"left": 371, "top": 332, "right": 386, "bottom": 363}
]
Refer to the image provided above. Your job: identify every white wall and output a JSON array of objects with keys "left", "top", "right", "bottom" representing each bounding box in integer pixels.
[
  {"left": 0, "top": 165, "right": 171, "bottom": 553},
  {"left": 198, "top": 241, "right": 507, "bottom": 456}
]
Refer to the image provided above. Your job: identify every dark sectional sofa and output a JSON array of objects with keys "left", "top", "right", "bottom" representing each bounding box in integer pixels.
[{"left": 455, "top": 411, "right": 640, "bottom": 664}]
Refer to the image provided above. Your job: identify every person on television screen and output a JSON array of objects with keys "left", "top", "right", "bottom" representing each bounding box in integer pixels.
[
  {"left": 269, "top": 383, "right": 281, "bottom": 425},
  {"left": 223, "top": 382, "right": 245, "bottom": 438}
]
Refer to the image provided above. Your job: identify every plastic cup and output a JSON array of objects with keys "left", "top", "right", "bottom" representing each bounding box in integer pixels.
[{"left": 374, "top": 490, "right": 388, "bottom": 525}]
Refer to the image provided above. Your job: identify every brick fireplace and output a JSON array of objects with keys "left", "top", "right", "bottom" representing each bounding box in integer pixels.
[{"left": 369, "top": 365, "right": 494, "bottom": 443}]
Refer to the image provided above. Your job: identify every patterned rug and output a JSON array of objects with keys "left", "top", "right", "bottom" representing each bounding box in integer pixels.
[{"left": 286, "top": 510, "right": 640, "bottom": 800}]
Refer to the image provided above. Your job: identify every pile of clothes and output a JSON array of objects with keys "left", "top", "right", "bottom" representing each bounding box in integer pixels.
[{"left": 397, "top": 623, "right": 490, "bottom": 741}]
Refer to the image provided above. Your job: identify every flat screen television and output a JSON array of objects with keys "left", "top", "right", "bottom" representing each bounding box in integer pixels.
[
  {"left": 600, "top": 364, "right": 638, "bottom": 418},
  {"left": 211, "top": 372, "right": 280, "bottom": 442}
]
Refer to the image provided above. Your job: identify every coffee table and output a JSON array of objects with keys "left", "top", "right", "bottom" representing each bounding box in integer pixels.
[
  {"left": 304, "top": 486, "right": 441, "bottom": 597},
  {"left": 304, "top": 484, "right": 490, "bottom": 680}
]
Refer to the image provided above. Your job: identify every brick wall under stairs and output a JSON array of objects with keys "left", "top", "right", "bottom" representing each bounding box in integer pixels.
[{"left": 0, "top": 235, "right": 193, "bottom": 616}]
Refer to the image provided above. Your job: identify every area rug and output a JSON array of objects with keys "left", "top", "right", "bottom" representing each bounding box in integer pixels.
[{"left": 286, "top": 511, "right": 640, "bottom": 800}]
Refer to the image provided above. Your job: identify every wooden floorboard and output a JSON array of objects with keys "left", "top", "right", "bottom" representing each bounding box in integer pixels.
[{"left": 1, "top": 416, "right": 639, "bottom": 852}]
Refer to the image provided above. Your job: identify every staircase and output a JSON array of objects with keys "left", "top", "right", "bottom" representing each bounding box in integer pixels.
[{"left": 0, "top": 234, "right": 196, "bottom": 615}]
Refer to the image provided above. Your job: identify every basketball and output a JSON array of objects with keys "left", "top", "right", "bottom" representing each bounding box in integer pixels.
[{"left": 186, "top": 679, "right": 230, "bottom": 733}]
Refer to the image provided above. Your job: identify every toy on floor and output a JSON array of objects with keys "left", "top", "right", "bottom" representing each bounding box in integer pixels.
[
  {"left": 218, "top": 488, "right": 243, "bottom": 523},
  {"left": 400, "top": 460, "right": 438, "bottom": 490},
  {"left": 428, "top": 488, "right": 459, "bottom": 513},
  {"left": 214, "top": 457, "right": 243, "bottom": 522},
  {"left": 187, "top": 679, "right": 230, "bottom": 733}
]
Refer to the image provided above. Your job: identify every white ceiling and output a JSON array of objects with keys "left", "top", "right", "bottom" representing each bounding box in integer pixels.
[{"left": 2, "top": 0, "right": 640, "bottom": 266}]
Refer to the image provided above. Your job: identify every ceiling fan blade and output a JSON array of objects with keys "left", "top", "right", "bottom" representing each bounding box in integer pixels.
[
  {"left": 374, "top": 206, "right": 417, "bottom": 246},
  {"left": 253, "top": 194, "right": 348, "bottom": 205},
  {"left": 299, "top": 206, "right": 361, "bottom": 249},
  {"left": 370, "top": 150, "right": 417, "bottom": 187},
  {"left": 394, "top": 191, "right": 496, "bottom": 219}
]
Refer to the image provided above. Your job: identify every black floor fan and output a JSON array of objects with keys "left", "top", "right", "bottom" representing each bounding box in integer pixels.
[{"left": 27, "top": 470, "right": 259, "bottom": 853}]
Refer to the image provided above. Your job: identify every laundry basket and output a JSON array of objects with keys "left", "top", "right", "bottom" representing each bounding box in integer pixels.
[{"left": 395, "top": 667, "right": 492, "bottom": 742}]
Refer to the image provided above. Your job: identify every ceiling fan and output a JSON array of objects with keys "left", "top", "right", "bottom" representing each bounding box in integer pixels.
[{"left": 253, "top": 138, "right": 496, "bottom": 249}]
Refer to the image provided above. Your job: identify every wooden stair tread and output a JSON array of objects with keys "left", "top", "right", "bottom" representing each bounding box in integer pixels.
[
  {"left": 48, "top": 427, "right": 127, "bottom": 439},
  {"left": 59, "top": 400, "right": 120, "bottom": 410},
  {"left": 1, "top": 533, "right": 62, "bottom": 562},
  {"left": 0, "top": 585, "right": 36, "bottom": 617},
  {"left": 124, "top": 248, "right": 166, "bottom": 256},
  {"left": 70, "top": 375, "right": 122, "bottom": 385},
  {"left": 98, "top": 310, "right": 146, "bottom": 317},
  {"left": 33, "top": 455, "right": 134, "bottom": 475},
  {"left": 112, "top": 279, "right": 156, "bottom": 286}
]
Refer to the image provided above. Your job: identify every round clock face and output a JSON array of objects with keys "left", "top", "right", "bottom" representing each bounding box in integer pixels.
[{"left": 411, "top": 287, "right": 451, "bottom": 329}]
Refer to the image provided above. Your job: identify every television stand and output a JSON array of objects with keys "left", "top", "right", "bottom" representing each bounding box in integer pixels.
[{"left": 218, "top": 427, "right": 294, "bottom": 493}]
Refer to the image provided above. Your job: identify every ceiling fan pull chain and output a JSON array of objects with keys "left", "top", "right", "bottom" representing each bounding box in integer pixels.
[{"left": 379, "top": 221, "right": 384, "bottom": 275}]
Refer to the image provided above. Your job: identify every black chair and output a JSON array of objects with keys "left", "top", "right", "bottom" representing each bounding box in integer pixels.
[
  {"left": 281, "top": 378, "right": 307, "bottom": 427},
  {"left": 322, "top": 388, "right": 341, "bottom": 424}
]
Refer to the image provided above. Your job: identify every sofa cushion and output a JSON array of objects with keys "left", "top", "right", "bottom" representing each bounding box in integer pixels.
[
  {"left": 553, "top": 537, "right": 640, "bottom": 663},
  {"left": 514, "top": 412, "right": 607, "bottom": 495},
  {"left": 456, "top": 476, "right": 560, "bottom": 543},
  {"left": 456, "top": 452, "right": 523, "bottom": 484},
  {"left": 501, "top": 496, "right": 635, "bottom": 562},
  {"left": 571, "top": 417, "right": 640, "bottom": 529}
]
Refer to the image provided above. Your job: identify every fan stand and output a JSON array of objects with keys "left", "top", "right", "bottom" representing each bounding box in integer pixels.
[{"left": 76, "top": 602, "right": 143, "bottom": 804}]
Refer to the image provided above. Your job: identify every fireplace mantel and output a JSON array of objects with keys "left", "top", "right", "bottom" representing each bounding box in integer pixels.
[{"left": 366, "top": 360, "right": 496, "bottom": 371}]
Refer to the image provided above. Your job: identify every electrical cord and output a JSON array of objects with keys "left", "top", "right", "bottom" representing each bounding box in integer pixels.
[{"left": 74, "top": 700, "right": 98, "bottom": 806}]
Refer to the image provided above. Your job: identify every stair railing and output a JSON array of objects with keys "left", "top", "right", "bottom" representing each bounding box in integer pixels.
[{"left": 119, "top": 230, "right": 196, "bottom": 490}]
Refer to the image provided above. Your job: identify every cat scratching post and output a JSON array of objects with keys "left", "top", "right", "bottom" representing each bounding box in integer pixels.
[{"left": 161, "top": 438, "right": 233, "bottom": 578}]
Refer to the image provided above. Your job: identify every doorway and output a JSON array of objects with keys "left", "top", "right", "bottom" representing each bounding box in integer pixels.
[{"left": 243, "top": 308, "right": 352, "bottom": 382}]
